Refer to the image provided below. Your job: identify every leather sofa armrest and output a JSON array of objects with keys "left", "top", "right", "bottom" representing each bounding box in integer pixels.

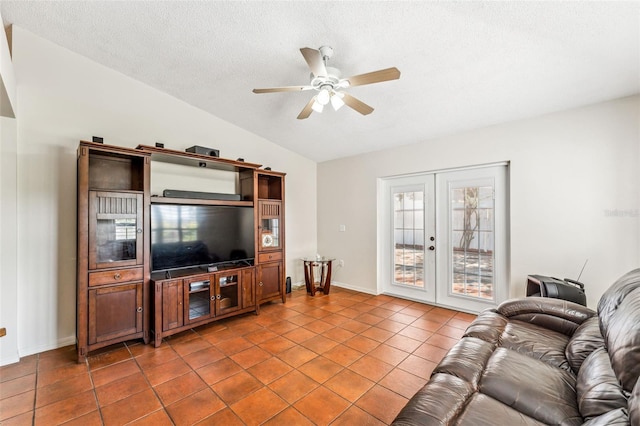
[{"left": 496, "top": 297, "right": 596, "bottom": 336}]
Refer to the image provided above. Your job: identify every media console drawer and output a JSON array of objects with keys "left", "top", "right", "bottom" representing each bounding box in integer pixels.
[
  {"left": 258, "top": 251, "right": 282, "bottom": 263},
  {"left": 89, "top": 267, "right": 144, "bottom": 287}
]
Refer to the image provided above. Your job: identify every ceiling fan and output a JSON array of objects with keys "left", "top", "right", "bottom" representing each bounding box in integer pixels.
[{"left": 253, "top": 46, "right": 401, "bottom": 119}]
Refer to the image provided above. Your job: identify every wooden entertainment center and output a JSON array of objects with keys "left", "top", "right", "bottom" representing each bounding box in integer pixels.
[{"left": 76, "top": 141, "right": 286, "bottom": 361}]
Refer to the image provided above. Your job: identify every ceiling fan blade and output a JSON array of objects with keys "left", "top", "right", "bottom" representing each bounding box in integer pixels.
[
  {"left": 297, "top": 97, "right": 316, "bottom": 120},
  {"left": 342, "top": 67, "right": 401, "bottom": 87},
  {"left": 300, "top": 47, "right": 328, "bottom": 77},
  {"left": 342, "top": 93, "right": 374, "bottom": 115},
  {"left": 253, "top": 86, "right": 313, "bottom": 94}
]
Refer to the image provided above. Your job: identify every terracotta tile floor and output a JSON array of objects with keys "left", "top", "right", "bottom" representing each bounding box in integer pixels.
[{"left": 0, "top": 287, "right": 476, "bottom": 425}]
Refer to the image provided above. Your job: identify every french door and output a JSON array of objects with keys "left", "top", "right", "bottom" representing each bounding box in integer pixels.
[{"left": 379, "top": 165, "right": 508, "bottom": 313}]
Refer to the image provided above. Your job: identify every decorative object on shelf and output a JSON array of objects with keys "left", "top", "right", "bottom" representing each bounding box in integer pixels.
[
  {"left": 92, "top": 136, "right": 103, "bottom": 143},
  {"left": 253, "top": 45, "right": 400, "bottom": 119},
  {"left": 186, "top": 145, "right": 220, "bottom": 157},
  {"left": 155, "top": 142, "right": 164, "bottom": 148},
  {"left": 262, "top": 233, "right": 274, "bottom": 247}
]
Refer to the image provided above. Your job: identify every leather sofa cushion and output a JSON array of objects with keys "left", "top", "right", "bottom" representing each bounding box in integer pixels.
[
  {"left": 597, "top": 267, "right": 640, "bottom": 391},
  {"left": 565, "top": 316, "right": 605, "bottom": 374},
  {"left": 454, "top": 393, "right": 545, "bottom": 426},
  {"left": 433, "top": 337, "right": 494, "bottom": 387},
  {"left": 496, "top": 297, "right": 594, "bottom": 336},
  {"left": 463, "top": 310, "right": 507, "bottom": 344},
  {"left": 501, "top": 320, "right": 571, "bottom": 371},
  {"left": 479, "top": 348, "right": 582, "bottom": 425},
  {"left": 581, "top": 408, "right": 630, "bottom": 425},
  {"left": 577, "top": 347, "right": 627, "bottom": 420},
  {"left": 629, "top": 377, "right": 639, "bottom": 426},
  {"left": 391, "top": 373, "right": 473, "bottom": 425}
]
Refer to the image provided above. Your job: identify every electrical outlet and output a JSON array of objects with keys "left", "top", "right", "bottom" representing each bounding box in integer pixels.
[{"left": 338, "top": 259, "right": 344, "bottom": 267}]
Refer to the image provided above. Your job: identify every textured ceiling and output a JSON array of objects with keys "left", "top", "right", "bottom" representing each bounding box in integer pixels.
[{"left": 2, "top": 1, "right": 639, "bottom": 162}]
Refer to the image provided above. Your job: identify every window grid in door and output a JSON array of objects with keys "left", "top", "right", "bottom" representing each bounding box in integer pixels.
[
  {"left": 393, "top": 190, "right": 424, "bottom": 288},
  {"left": 450, "top": 186, "right": 494, "bottom": 300}
]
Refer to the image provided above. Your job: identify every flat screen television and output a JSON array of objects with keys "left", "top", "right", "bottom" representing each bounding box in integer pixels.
[{"left": 151, "top": 203, "right": 255, "bottom": 272}]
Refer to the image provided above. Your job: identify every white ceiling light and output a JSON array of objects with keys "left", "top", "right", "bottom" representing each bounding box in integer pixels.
[
  {"left": 311, "top": 97, "right": 324, "bottom": 113},
  {"left": 330, "top": 91, "right": 345, "bottom": 111},
  {"left": 317, "top": 88, "right": 331, "bottom": 105}
]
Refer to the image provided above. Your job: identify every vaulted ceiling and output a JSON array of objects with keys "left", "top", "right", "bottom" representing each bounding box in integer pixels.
[{"left": 2, "top": 1, "right": 639, "bottom": 162}]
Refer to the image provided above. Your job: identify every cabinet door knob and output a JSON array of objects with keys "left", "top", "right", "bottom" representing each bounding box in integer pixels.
[
  {"left": 136, "top": 307, "right": 143, "bottom": 313},
  {"left": 259, "top": 282, "right": 263, "bottom": 287},
  {"left": 114, "top": 273, "right": 121, "bottom": 280},
  {"left": 210, "top": 296, "right": 216, "bottom": 301},
  {"left": 137, "top": 228, "right": 143, "bottom": 234},
  {"left": 216, "top": 294, "right": 221, "bottom": 299}
]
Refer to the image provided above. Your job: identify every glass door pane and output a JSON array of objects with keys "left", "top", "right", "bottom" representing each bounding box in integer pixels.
[
  {"left": 450, "top": 186, "right": 494, "bottom": 300},
  {"left": 187, "top": 279, "right": 211, "bottom": 321},
  {"left": 261, "top": 217, "right": 280, "bottom": 249},
  {"left": 89, "top": 191, "right": 143, "bottom": 268},
  {"left": 218, "top": 273, "right": 240, "bottom": 313},
  {"left": 393, "top": 190, "right": 425, "bottom": 288}
]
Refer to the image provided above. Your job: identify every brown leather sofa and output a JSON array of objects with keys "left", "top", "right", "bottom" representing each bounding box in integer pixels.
[{"left": 393, "top": 268, "right": 640, "bottom": 425}]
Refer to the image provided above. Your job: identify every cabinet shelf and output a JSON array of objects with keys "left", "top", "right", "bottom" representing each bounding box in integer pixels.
[
  {"left": 137, "top": 145, "right": 262, "bottom": 172},
  {"left": 151, "top": 197, "right": 253, "bottom": 207}
]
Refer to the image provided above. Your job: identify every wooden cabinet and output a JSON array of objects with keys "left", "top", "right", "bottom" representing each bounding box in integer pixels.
[
  {"left": 88, "top": 283, "right": 143, "bottom": 344},
  {"left": 254, "top": 171, "right": 286, "bottom": 305},
  {"left": 152, "top": 267, "right": 256, "bottom": 347},
  {"left": 257, "top": 262, "right": 284, "bottom": 302},
  {"left": 161, "top": 279, "right": 184, "bottom": 332},
  {"left": 78, "top": 141, "right": 286, "bottom": 356},
  {"left": 77, "top": 142, "right": 150, "bottom": 361}
]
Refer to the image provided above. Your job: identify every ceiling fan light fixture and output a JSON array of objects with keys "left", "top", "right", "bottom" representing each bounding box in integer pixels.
[
  {"left": 311, "top": 98, "right": 324, "bottom": 113},
  {"left": 317, "top": 88, "right": 331, "bottom": 105},
  {"left": 330, "top": 91, "right": 345, "bottom": 111}
]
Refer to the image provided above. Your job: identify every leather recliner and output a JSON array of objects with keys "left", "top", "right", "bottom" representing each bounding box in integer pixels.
[{"left": 392, "top": 268, "right": 640, "bottom": 425}]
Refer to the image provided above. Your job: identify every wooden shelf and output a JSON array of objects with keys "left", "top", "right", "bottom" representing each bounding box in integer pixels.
[
  {"left": 150, "top": 197, "right": 253, "bottom": 207},
  {"left": 137, "top": 145, "right": 262, "bottom": 172}
]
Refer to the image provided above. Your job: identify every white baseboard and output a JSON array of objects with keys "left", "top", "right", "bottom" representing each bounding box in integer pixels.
[
  {"left": 328, "top": 281, "right": 378, "bottom": 295},
  {"left": 18, "top": 335, "right": 76, "bottom": 359}
]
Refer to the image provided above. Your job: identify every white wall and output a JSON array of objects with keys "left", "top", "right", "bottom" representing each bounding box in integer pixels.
[
  {"left": 318, "top": 96, "right": 640, "bottom": 308},
  {"left": 1, "top": 116, "right": 19, "bottom": 366},
  {"left": 7, "top": 27, "right": 317, "bottom": 360},
  {"left": 0, "top": 14, "right": 19, "bottom": 366}
]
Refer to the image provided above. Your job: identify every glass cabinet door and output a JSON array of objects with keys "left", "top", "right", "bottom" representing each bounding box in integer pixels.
[
  {"left": 217, "top": 273, "right": 240, "bottom": 314},
  {"left": 185, "top": 278, "right": 213, "bottom": 323},
  {"left": 89, "top": 191, "right": 143, "bottom": 269},
  {"left": 259, "top": 201, "right": 281, "bottom": 251}
]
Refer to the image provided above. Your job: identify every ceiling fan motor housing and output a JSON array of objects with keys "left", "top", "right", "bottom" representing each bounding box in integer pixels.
[{"left": 310, "top": 67, "right": 341, "bottom": 91}]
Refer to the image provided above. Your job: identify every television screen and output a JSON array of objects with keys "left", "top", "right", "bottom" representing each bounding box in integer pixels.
[{"left": 151, "top": 204, "right": 255, "bottom": 271}]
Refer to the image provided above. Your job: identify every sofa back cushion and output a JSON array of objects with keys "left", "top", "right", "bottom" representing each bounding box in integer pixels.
[
  {"left": 597, "top": 268, "right": 640, "bottom": 392},
  {"left": 565, "top": 316, "right": 604, "bottom": 374},
  {"left": 576, "top": 347, "right": 627, "bottom": 420},
  {"left": 630, "top": 377, "right": 639, "bottom": 426}
]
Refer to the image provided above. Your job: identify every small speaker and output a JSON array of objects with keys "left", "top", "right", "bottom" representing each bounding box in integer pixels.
[{"left": 186, "top": 145, "right": 219, "bottom": 157}]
